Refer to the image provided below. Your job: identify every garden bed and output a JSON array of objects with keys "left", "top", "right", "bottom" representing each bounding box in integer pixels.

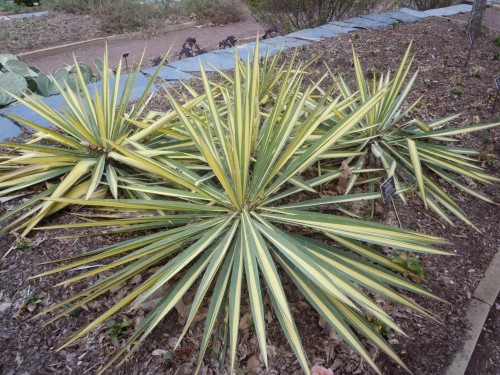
[{"left": 0, "top": 15, "right": 499, "bottom": 375}]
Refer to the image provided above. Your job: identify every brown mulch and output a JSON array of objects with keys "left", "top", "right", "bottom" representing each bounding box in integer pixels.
[{"left": 0, "top": 13, "right": 500, "bottom": 375}]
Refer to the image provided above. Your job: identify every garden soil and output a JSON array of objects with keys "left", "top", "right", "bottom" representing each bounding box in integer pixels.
[{"left": 1, "top": 8, "right": 500, "bottom": 375}]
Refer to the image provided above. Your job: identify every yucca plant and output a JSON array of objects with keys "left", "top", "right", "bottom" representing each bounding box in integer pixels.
[
  {"left": 0, "top": 49, "right": 167, "bottom": 237},
  {"left": 34, "top": 43, "right": 448, "bottom": 374},
  {"left": 126, "top": 48, "right": 319, "bottom": 165},
  {"left": 320, "top": 42, "right": 499, "bottom": 227}
]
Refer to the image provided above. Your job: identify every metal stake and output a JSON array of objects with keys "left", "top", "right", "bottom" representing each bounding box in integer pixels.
[{"left": 122, "top": 52, "right": 130, "bottom": 71}]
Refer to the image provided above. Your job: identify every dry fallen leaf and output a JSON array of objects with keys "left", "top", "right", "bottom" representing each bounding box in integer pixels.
[
  {"left": 130, "top": 284, "right": 169, "bottom": 311},
  {"left": 192, "top": 307, "right": 209, "bottom": 324},
  {"left": 174, "top": 298, "right": 191, "bottom": 325},
  {"left": 311, "top": 364, "right": 334, "bottom": 375},
  {"left": 246, "top": 355, "right": 261, "bottom": 374},
  {"left": 266, "top": 310, "right": 273, "bottom": 324},
  {"left": 239, "top": 311, "right": 253, "bottom": 330},
  {"left": 337, "top": 161, "right": 353, "bottom": 193},
  {"left": 238, "top": 342, "right": 248, "bottom": 361},
  {"left": 129, "top": 274, "right": 142, "bottom": 285}
]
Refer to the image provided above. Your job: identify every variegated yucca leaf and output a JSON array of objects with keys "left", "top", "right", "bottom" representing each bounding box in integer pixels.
[
  {"left": 36, "top": 41, "right": 448, "bottom": 375},
  {"left": 124, "top": 47, "right": 321, "bottom": 169},
  {"left": 0, "top": 48, "right": 169, "bottom": 236},
  {"left": 319, "top": 42, "right": 499, "bottom": 227}
]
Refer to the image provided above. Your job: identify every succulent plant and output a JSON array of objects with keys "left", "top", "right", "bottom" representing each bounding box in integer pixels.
[
  {"left": 0, "top": 54, "right": 18, "bottom": 66},
  {"left": 0, "top": 71, "right": 28, "bottom": 106},
  {"left": 94, "top": 58, "right": 104, "bottom": 75},
  {"left": 36, "top": 70, "right": 69, "bottom": 97},
  {"left": 2, "top": 59, "right": 35, "bottom": 78},
  {"left": 0, "top": 54, "right": 102, "bottom": 106}
]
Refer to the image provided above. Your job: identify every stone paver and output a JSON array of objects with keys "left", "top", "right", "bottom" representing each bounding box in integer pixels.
[
  {"left": 0, "top": 116, "right": 22, "bottom": 139},
  {"left": 261, "top": 36, "right": 311, "bottom": 49},
  {"left": 361, "top": 13, "right": 400, "bottom": 26},
  {"left": 141, "top": 65, "right": 193, "bottom": 81},
  {"left": 167, "top": 50, "right": 235, "bottom": 72},
  {"left": 398, "top": 7, "right": 430, "bottom": 18},
  {"left": 381, "top": 10, "right": 421, "bottom": 23},
  {"left": 342, "top": 16, "right": 388, "bottom": 29},
  {"left": 318, "top": 23, "right": 357, "bottom": 34},
  {"left": 91, "top": 72, "right": 157, "bottom": 103},
  {"left": 233, "top": 42, "right": 283, "bottom": 61},
  {"left": 424, "top": 4, "right": 472, "bottom": 16},
  {"left": 2, "top": 94, "right": 69, "bottom": 129},
  {"left": 327, "top": 21, "right": 361, "bottom": 32},
  {"left": 287, "top": 27, "right": 340, "bottom": 41}
]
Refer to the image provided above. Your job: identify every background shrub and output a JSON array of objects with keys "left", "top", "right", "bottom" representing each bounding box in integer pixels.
[
  {"left": 51, "top": 0, "right": 94, "bottom": 13},
  {"left": 244, "top": 0, "right": 377, "bottom": 32},
  {"left": 181, "top": 0, "right": 243, "bottom": 24},
  {"left": 405, "top": 0, "right": 461, "bottom": 10},
  {"left": 13, "top": 0, "right": 36, "bottom": 6},
  {"left": 51, "top": 0, "right": 154, "bottom": 32},
  {"left": 91, "top": 0, "right": 152, "bottom": 33}
]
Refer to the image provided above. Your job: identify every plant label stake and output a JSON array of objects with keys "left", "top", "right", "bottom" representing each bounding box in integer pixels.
[
  {"left": 381, "top": 175, "right": 397, "bottom": 204},
  {"left": 122, "top": 52, "right": 130, "bottom": 71},
  {"left": 491, "top": 76, "right": 500, "bottom": 112},
  {"left": 465, "top": 32, "right": 475, "bottom": 68}
]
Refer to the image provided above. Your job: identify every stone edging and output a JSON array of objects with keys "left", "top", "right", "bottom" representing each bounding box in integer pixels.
[
  {"left": 445, "top": 248, "right": 500, "bottom": 375},
  {"left": 17, "top": 21, "right": 199, "bottom": 62}
]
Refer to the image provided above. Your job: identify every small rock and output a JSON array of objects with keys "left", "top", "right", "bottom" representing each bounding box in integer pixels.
[
  {"left": 151, "top": 349, "right": 169, "bottom": 357},
  {"left": 0, "top": 302, "right": 13, "bottom": 313}
]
